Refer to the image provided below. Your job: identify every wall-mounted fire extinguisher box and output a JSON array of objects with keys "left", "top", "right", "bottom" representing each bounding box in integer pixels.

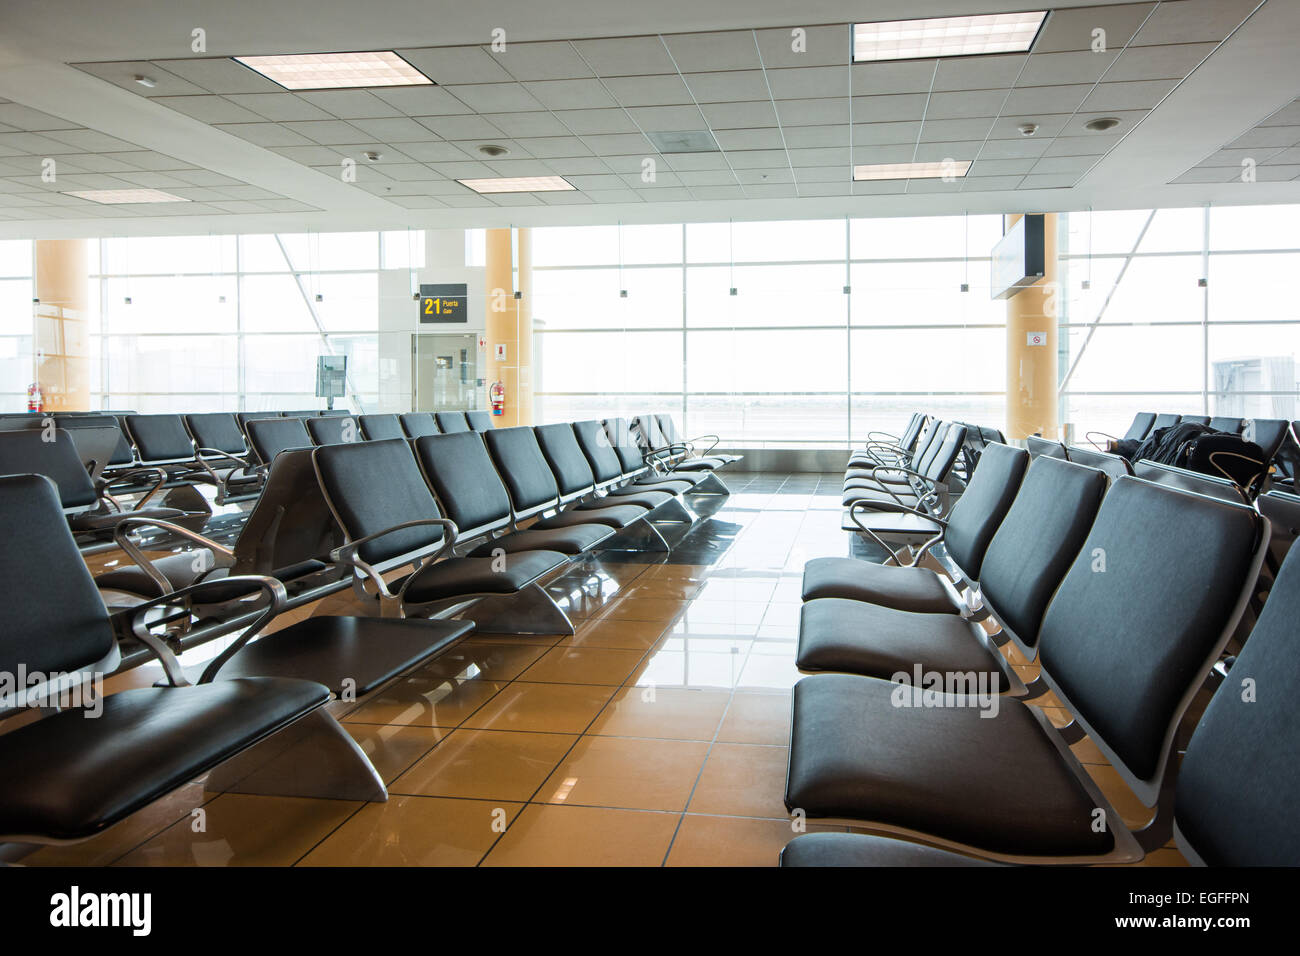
[{"left": 489, "top": 380, "right": 505, "bottom": 416}]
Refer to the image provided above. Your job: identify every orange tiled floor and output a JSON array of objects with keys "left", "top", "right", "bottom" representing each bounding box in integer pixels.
[{"left": 13, "top": 472, "right": 1187, "bottom": 867}]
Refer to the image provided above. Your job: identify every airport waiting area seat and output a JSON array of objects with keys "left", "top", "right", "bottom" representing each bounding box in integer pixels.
[{"left": 434, "top": 411, "right": 471, "bottom": 434}]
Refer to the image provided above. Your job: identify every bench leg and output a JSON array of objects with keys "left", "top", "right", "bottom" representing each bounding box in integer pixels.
[
  {"left": 607, "top": 518, "right": 671, "bottom": 553},
  {"left": 205, "top": 708, "right": 387, "bottom": 803},
  {"left": 650, "top": 496, "right": 694, "bottom": 524},
  {"left": 685, "top": 471, "right": 730, "bottom": 496},
  {"left": 468, "top": 582, "right": 576, "bottom": 636}
]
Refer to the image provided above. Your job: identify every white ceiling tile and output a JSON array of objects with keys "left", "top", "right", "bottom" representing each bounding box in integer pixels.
[
  {"left": 580, "top": 132, "right": 653, "bottom": 154},
  {"left": 1018, "top": 50, "right": 1120, "bottom": 86},
  {"left": 918, "top": 117, "right": 996, "bottom": 142},
  {"left": 766, "top": 66, "right": 850, "bottom": 100},
  {"left": 1042, "top": 136, "right": 1111, "bottom": 157},
  {"left": 284, "top": 120, "right": 367, "bottom": 145},
  {"left": 350, "top": 117, "right": 438, "bottom": 142},
  {"left": 1058, "top": 109, "right": 1148, "bottom": 136},
  {"left": 924, "top": 90, "right": 1009, "bottom": 120},
  {"left": 742, "top": 183, "right": 797, "bottom": 198},
  {"left": 689, "top": 184, "right": 745, "bottom": 199},
  {"left": 975, "top": 138, "right": 1050, "bottom": 159},
  {"left": 271, "top": 145, "right": 349, "bottom": 165},
  {"left": 968, "top": 158, "right": 1037, "bottom": 176},
  {"left": 571, "top": 37, "right": 677, "bottom": 77},
  {"left": 675, "top": 169, "right": 738, "bottom": 186},
  {"left": 1019, "top": 173, "right": 1078, "bottom": 189},
  {"left": 785, "top": 124, "right": 852, "bottom": 148},
  {"left": 442, "top": 83, "right": 542, "bottom": 113},
  {"left": 106, "top": 170, "right": 191, "bottom": 189},
  {"left": 428, "top": 160, "right": 497, "bottom": 178},
  {"left": 1081, "top": 79, "right": 1178, "bottom": 113},
  {"left": 151, "top": 58, "right": 285, "bottom": 94},
  {"left": 852, "top": 59, "right": 939, "bottom": 96},
  {"left": 733, "top": 167, "right": 793, "bottom": 184},
  {"left": 1266, "top": 145, "right": 1300, "bottom": 165},
  {"left": 755, "top": 25, "right": 851, "bottom": 68},
  {"left": 797, "top": 181, "right": 853, "bottom": 196},
  {"left": 514, "top": 136, "right": 591, "bottom": 158},
  {"left": 567, "top": 173, "right": 626, "bottom": 189},
  {"left": 852, "top": 179, "right": 905, "bottom": 194},
  {"left": 166, "top": 169, "right": 242, "bottom": 186},
  {"left": 491, "top": 41, "right": 594, "bottom": 80},
  {"left": 603, "top": 154, "right": 660, "bottom": 174},
  {"left": 851, "top": 93, "right": 928, "bottom": 123},
  {"left": 1260, "top": 101, "right": 1300, "bottom": 127},
  {"left": 932, "top": 53, "right": 1027, "bottom": 92},
  {"left": 397, "top": 47, "right": 513, "bottom": 84},
  {"left": 627, "top": 105, "right": 707, "bottom": 131},
  {"left": 537, "top": 191, "right": 593, "bottom": 204},
  {"left": 786, "top": 146, "right": 850, "bottom": 167},
  {"left": 905, "top": 178, "right": 964, "bottom": 194},
  {"left": 386, "top": 195, "right": 447, "bottom": 208},
  {"left": 684, "top": 70, "right": 770, "bottom": 103},
  {"left": 45, "top": 129, "right": 138, "bottom": 152},
  {"left": 585, "top": 188, "right": 643, "bottom": 202},
  {"left": 663, "top": 31, "right": 762, "bottom": 73},
  {"left": 1028, "top": 154, "right": 1098, "bottom": 175},
  {"left": 1032, "top": 4, "right": 1155, "bottom": 54},
  {"left": 1225, "top": 127, "right": 1300, "bottom": 150},
  {"left": 546, "top": 157, "right": 610, "bottom": 175},
  {"left": 793, "top": 166, "right": 850, "bottom": 183},
  {"left": 962, "top": 175, "right": 1024, "bottom": 191},
  {"left": 309, "top": 163, "right": 390, "bottom": 183},
  {"left": 660, "top": 152, "right": 728, "bottom": 170},
  {"left": 485, "top": 158, "right": 558, "bottom": 176},
  {"left": 223, "top": 93, "right": 335, "bottom": 122},
  {"left": 986, "top": 114, "right": 1069, "bottom": 139},
  {"left": 913, "top": 141, "right": 983, "bottom": 162},
  {"left": 298, "top": 90, "right": 403, "bottom": 119},
  {"left": 852, "top": 121, "right": 920, "bottom": 146},
  {"left": 619, "top": 171, "right": 683, "bottom": 187},
  {"left": 440, "top": 193, "right": 496, "bottom": 207},
  {"left": 726, "top": 149, "right": 790, "bottom": 169},
  {"left": 371, "top": 86, "right": 473, "bottom": 116},
  {"left": 481, "top": 111, "right": 570, "bottom": 137},
  {"left": 110, "top": 151, "right": 195, "bottom": 170},
  {"left": 0, "top": 105, "right": 79, "bottom": 131},
  {"left": 553, "top": 108, "right": 639, "bottom": 134},
  {"left": 1003, "top": 84, "right": 1091, "bottom": 115},
  {"left": 397, "top": 141, "right": 482, "bottom": 162},
  {"left": 525, "top": 79, "right": 617, "bottom": 110},
  {"left": 637, "top": 186, "right": 694, "bottom": 202},
  {"left": 416, "top": 114, "right": 505, "bottom": 139},
  {"left": 712, "top": 128, "right": 785, "bottom": 150},
  {"left": 850, "top": 144, "right": 916, "bottom": 164},
  {"left": 215, "top": 122, "right": 315, "bottom": 147},
  {"left": 1198, "top": 146, "right": 1262, "bottom": 167},
  {"left": 1103, "top": 42, "right": 1217, "bottom": 81},
  {"left": 772, "top": 99, "right": 843, "bottom": 127},
  {"left": 74, "top": 60, "right": 206, "bottom": 96},
  {"left": 1130, "top": 0, "right": 1259, "bottom": 46},
  {"left": 1251, "top": 164, "right": 1300, "bottom": 182},
  {"left": 601, "top": 74, "right": 693, "bottom": 108},
  {"left": 151, "top": 95, "right": 266, "bottom": 124}
]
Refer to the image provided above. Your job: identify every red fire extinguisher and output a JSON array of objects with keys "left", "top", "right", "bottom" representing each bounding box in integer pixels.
[
  {"left": 26, "top": 382, "right": 43, "bottom": 413},
  {"left": 489, "top": 380, "right": 505, "bottom": 416}
]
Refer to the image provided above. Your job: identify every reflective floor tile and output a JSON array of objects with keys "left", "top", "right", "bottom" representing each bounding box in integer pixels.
[
  {"left": 665, "top": 814, "right": 837, "bottom": 867},
  {"left": 633, "top": 649, "right": 749, "bottom": 690},
  {"left": 390, "top": 728, "right": 577, "bottom": 802},
  {"left": 518, "top": 645, "right": 649, "bottom": 685},
  {"left": 536, "top": 735, "right": 710, "bottom": 811},
  {"left": 687, "top": 743, "right": 791, "bottom": 819},
  {"left": 480, "top": 804, "right": 679, "bottom": 867},
  {"left": 559, "top": 618, "right": 668, "bottom": 650},
  {"left": 340, "top": 676, "right": 508, "bottom": 728},
  {"left": 716, "top": 691, "right": 792, "bottom": 746},
  {"left": 460, "top": 681, "right": 616, "bottom": 734},
  {"left": 345, "top": 724, "right": 449, "bottom": 784},
  {"left": 587, "top": 686, "right": 732, "bottom": 741},
  {"left": 417, "top": 642, "right": 551, "bottom": 681}
]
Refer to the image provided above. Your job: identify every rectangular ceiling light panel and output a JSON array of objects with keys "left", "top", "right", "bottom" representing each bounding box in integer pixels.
[
  {"left": 65, "top": 188, "right": 190, "bottom": 204},
  {"left": 853, "top": 161, "right": 972, "bottom": 181},
  {"left": 234, "top": 52, "right": 433, "bottom": 89},
  {"left": 457, "top": 176, "right": 576, "bottom": 193},
  {"left": 853, "top": 12, "right": 1047, "bottom": 62}
]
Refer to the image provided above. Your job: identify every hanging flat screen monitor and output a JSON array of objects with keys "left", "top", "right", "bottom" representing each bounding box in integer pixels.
[{"left": 990, "top": 214, "right": 1045, "bottom": 299}]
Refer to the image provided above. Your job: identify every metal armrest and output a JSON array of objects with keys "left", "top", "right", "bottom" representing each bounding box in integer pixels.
[
  {"left": 867, "top": 430, "right": 901, "bottom": 445},
  {"left": 102, "top": 465, "right": 170, "bottom": 509},
  {"left": 685, "top": 433, "right": 721, "bottom": 456},
  {"left": 117, "top": 575, "right": 288, "bottom": 686},
  {"left": 330, "top": 517, "right": 459, "bottom": 600},
  {"left": 196, "top": 446, "right": 258, "bottom": 478},
  {"left": 111, "top": 516, "right": 236, "bottom": 597},
  {"left": 848, "top": 500, "right": 946, "bottom": 568},
  {"left": 1085, "top": 430, "right": 1119, "bottom": 452}
]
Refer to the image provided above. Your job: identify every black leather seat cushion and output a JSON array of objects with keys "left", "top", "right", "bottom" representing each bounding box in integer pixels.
[
  {"left": 403, "top": 550, "right": 566, "bottom": 603},
  {"left": 68, "top": 506, "right": 185, "bottom": 534},
  {"left": 621, "top": 478, "right": 694, "bottom": 495},
  {"left": 95, "top": 556, "right": 327, "bottom": 599},
  {"left": 0, "top": 677, "right": 328, "bottom": 841},
  {"left": 853, "top": 512, "right": 943, "bottom": 536},
  {"left": 781, "top": 832, "right": 1000, "bottom": 867},
  {"left": 668, "top": 457, "right": 725, "bottom": 471},
  {"left": 580, "top": 490, "right": 670, "bottom": 511},
  {"left": 797, "top": 598, "right": 1008, "bottom": 688},
  {"left": 842, "top": 487, "right": 921, "bottom": 507},
  {"left": 216, "top": 616, "right": 473, "bottom": 695},
  {"left": 468, "top": 523, "right": 611, "bottom": 557},
  {"left": 786, "top": 674, "right": 1114, "bottom": 858},
  {"left": 536, "top": 504, "right": 646, "bottom": 530},
  {"left": 802, "top": 557, "right": 956, "bottom": 612}
]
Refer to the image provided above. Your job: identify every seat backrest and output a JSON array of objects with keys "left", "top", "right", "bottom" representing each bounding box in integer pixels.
[
  {"left": 1065, "top": 445, "right": 1134, "bottom": 481},
  {"left": 483, "top": 426, "right": 562, "bottom": 514},
  {"left": 942, "top": 442, "right": 1028, "bottom": 582},
  {"left": 573, "top": 420, "right": 625, "bottom": 483},
  {"left": 246, "top": 417, "right": 313, "bottom": 467},
  {"left": 1037, "top": 477, "right": 1264, "bottom": 799},
  {"left": 54, "top": 413, "right": 135, "bottom": 466},
  {"left": 434, "top": 411, "right": 470, "bottom": 433},
  {"left": 978, "top": 457, "right": 1108, "bottom": 656},
  {"left": 1151, "top": 413, "right": 1181, "bottom": 432},
  {"left": 1132, "top": 459, "right": 1249, "bottom": 504},
  {"left": 1175, "top": 541, "right": 1300, "bottom": 865},
  {"left": 0, "top": 428, "right": 98, "bottom": 511},
  {"left": 124, "top": 414, "right": 195, "bottom": 464},
  {"left": 603, "top": 418, "right": 646, "bottom": 475},
  {"left": 1026, "top": 435, "right": 1068, "bottom": 460},
  {"left": 1258, "top": 490, "right": 1300, "bottom": 570},
  {"left": 1243, "top": 418, "right": 1289, "bottom": 460},
  {"left": 535, "top": 423, "right": 599, "bottom": 497},
  {"left": 1209, "top": 416, "right": 1244, "bottom": 434},
  {"left": 230, "top": 447, "right": 343, "bottom": 575},
  {"left": 413, "top": 432, "right": 512, "bottom": 538},
  {"left": 465, "top": 410, "right": 494, "bottom": 432},
  {"left": 236, "top": 411, "right": 280, "bottom": 438},
  {"left": 61, "top": 426, "right": 122, "bottom": 481},
  {"left": 359, "top": 414, "right": 405, "bottom": 441},
  {"left": 306, "top": 414, "right": 360, "bottom": 446},
  {"left": 319, "top": 409, "right": 352, "bottom": 418},
  {"left": 186, "top": 413, "right": 248, "bottom": 455},
  {"left": 923, "top": 422, "right": 967, "bottom": 483},
  {"left": 0, "top": 474, "right": 118, "bottom": 701},
  {"left": 631, "top": 415, "right": 661, "bottom": 452},
  {"left": 910, "top": 420, "right": 948, "bottom": 474},
  {"left": 899, "top": 413, "right": 926, "bottom": 453},
  {"left": 1181, "top": 415, "right": 1210, "bottom": 426},
  {"left": 1123, "top": 412, "right": 1157, "bottom": 441},
  {"left": 313, "top": 438, "right": 446, "bottom": 566},
  {"left": 656, "top": 414, "right": 683, "bottom": 444},
  {"left": 399, "top": 412, "right": 439, "bottom": 439},
  {"left": 281, "top": 409, "right": 319, "bottom": 418}
]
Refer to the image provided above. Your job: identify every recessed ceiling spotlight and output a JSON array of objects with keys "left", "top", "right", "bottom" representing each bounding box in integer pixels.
[
  {"left": 478, "top": 144, "right": 510, "bottom": 157},
  {"left": 363, "top": 151, "right": 382, "bottom": 162},
  {"left": 853, "top": 11, "right": 1047, "bottom": 62},
  {"left": 133, "top": 75, "right": 157, "bottom": 88},
  {"left": 853, "top": 161, "right": 972, "bottom": 181},
  {"left": 457, "top": 175, "right": 576, "bottom": 194},
  {"left": 1084, "top": 116, "right": 1121, "bottom": 132},
  {"left": 233, "top": 52, "right": 433, "bottom": 90},
  {"left": 64, "top": 188, "right": 189, "bottom": 204},
  {"left": 1018, "top": 123, "right": 1039, "bottom": 137}
]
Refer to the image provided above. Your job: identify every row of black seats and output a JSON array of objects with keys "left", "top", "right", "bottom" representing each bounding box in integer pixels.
[
  {"left": 0, "top": 415, "right": 722, "bottom": 846},
  {"left": 784, "top": 429, "right": 1297, "bottom": 866}
]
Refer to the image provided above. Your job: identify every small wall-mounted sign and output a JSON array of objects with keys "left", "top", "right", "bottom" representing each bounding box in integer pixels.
[
  {"left": 494, "top": 343, "right": 507, "bottom": 362},
  {"left": 419, "top": 283, "right": 468, "bottom": 323},
  {"left": 1026, "top": 331, "right": 1047, "bottom": 347}
]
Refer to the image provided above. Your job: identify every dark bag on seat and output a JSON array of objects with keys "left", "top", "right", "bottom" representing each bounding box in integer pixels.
[
  {"left": 1128, "top": 422, "right": 1213, "bottom": 465},
  {"left": 1182, "top": 434, "right": 1266, "bottom": 496}
]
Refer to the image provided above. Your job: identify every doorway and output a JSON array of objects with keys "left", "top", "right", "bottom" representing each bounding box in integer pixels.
[{"left": 412, "top": 332, "right": 482, "bottom": 412}]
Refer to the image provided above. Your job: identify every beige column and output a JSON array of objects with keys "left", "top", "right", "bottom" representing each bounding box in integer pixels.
[
  {"left": 1004, "top": 213, "right": 1059, "bottom": 440},
  {"left": 483, "top": 227, "right": 533, "bottom": 427},
  {"left": 34, "top": 239, "right": 92, "bottom": 412}
]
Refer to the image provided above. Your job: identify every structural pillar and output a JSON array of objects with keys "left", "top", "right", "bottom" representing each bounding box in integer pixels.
[
  {"left": 1004, "top": 213, "right": 1059, "bottom": 440},
  {"left": 33, "top": 239, "right": 92, "bottom": 412},
  {"left": 484, "top": 227, "right": 533, "bottom": 427}
]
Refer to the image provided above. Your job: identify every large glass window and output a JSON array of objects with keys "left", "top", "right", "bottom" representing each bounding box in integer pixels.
[{"left": 0, "top": 240, "right": 33, "bottom": 411}]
